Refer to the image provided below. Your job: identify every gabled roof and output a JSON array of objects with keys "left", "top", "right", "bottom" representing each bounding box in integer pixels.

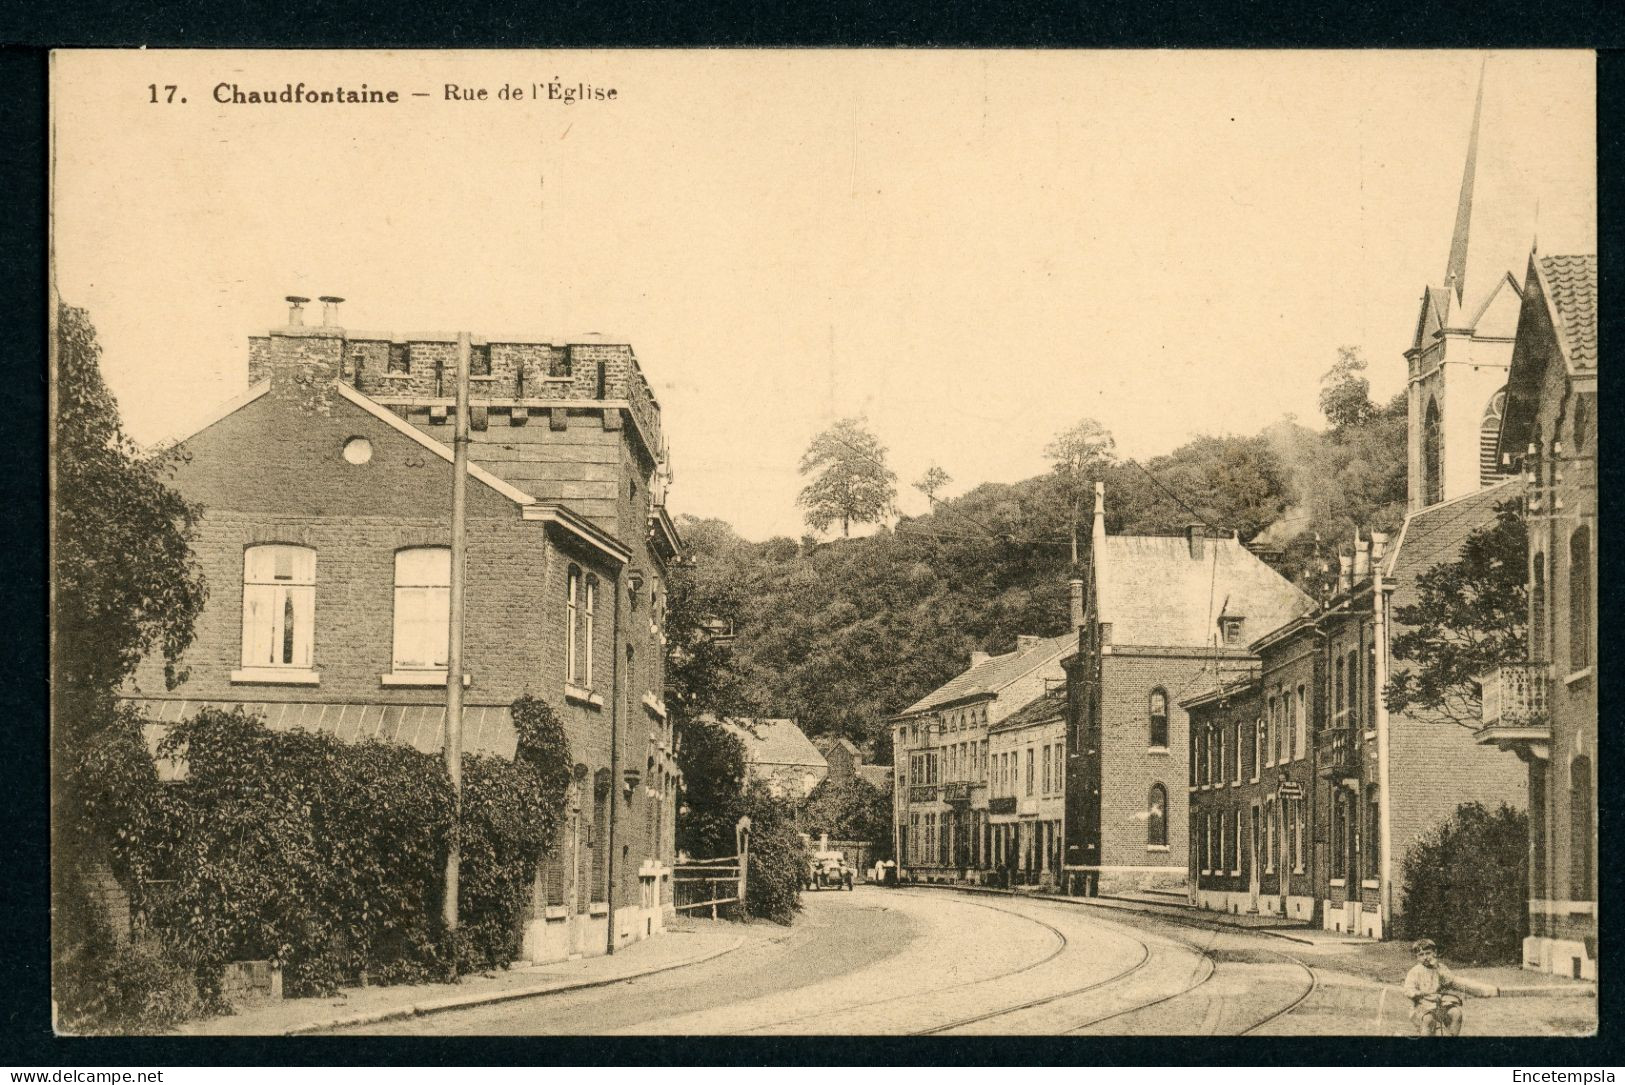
[
  {"left": 816, "top": 736, "right": 861, "bottom": 757},
  {"left": 1095, "top": 535, "right": 1313, "bottom": 649},
  {"left": 721, "top": 718, "right": 828, "bottom": 769},
  {"left": 989, "top": 686, "right": 1067, "bottom": 735},
  {"left": 1413, "top": 287, "right": 1451, "bottom": 350},
  {"left": 1537, "top": 254, "right": 1598, "bottom": 371},
  {"left": 897, "top": 633, "right": 1074, "bottom": 717},
  {"left": 856, "top": 764, "right": 894, "bottom": 790},
  {"left": 1384, "top": 479, "right": 1517, "bottom": 629}
]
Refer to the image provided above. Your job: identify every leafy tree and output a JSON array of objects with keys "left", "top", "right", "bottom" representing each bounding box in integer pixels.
[
  {"left": 1045, "top": 418, "right": 1116, "bottom": 567},
  {"left": 796, "top": 417, "right": 897, "bottom": 537},
  {"left": 800, "top": 776, "right": 892, "bottom": 858},
  {"left": 53, "top": 304, "right": 208, "bottom": 1028},
  {"left": 914, "top": 464, "right": 952, "bottom": 503},
  {"left": 1385, "top": 502, "right": 1528, "bottom": 728},
  {"left": 1319, "top": 346, "right": 1378, "bottom": 431},
  {"left": 53, "top": 303, "right": 207, "bottom": 738}
]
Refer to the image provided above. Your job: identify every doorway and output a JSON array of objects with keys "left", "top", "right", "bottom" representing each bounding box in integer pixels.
[{"left": 1248, "top": 803, "right": 1261, "bottom": 912}]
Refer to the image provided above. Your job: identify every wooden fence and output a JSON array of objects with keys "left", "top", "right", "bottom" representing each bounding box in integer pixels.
[{"left": 673, "top": 816, "right": 752, "bottom": 919}]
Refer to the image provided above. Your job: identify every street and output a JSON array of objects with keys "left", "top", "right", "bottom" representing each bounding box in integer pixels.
[{"left": 329, "top": 887, "right": 1592, "bottom": 1037}]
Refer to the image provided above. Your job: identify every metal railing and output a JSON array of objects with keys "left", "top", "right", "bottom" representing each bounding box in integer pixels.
[
  {"left": 1316, "top": 727, "right": 1356, "bottom": 775},
  {"left": 1479, "top": 664, "right": 1552, "bottom": 729}
]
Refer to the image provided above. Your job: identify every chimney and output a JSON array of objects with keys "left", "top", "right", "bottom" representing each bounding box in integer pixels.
[
  {"left": 1337, "top": 554, "right": 1353, "bottom": 593},
  {"left": 1370, "top": 531, "right": 1389, "bottom": 568},
  {"left": 1016, "top": 634, "right": 1041, "bottom": 653},
  {"left": 1069, "top": 577, "right": 1085, "bottom": 631},
  {"left": 1353, "top": 536, "right": 1372, "bottom": 581},
  {"left": 970, "top": 650, "right": 991, "bottom": 668},
  {"left": 1187, "top": 523, "right": 1206, "bottom": 559},
  {"left": 318, "top": 295, "right": 345, "bottom": 325},
  {"left": 250, "top": 294, "right": 346, "bottom": 392},
  {"left": 285, "top": 295, "right": 309, "bottom": 326}
]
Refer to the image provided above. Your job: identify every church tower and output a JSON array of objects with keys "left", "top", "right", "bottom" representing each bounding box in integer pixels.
[{"left": 1404, "top": 64, "right": 1522, "bottom": 512}]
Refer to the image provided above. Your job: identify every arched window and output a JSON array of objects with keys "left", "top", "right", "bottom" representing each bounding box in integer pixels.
[
  {"left": 1148, "top": 688, "right": 1169, "bottom": 748},
  {"left": 1570, "top": 756, "right": 1593, "bottom": 901},
  {"left": 241, "top": 545, "right": 316, "bottom": 669},
  {"left": 393, "top": 547, "right": 450, "bottom": 671},
  {"left": 1480, "top": 388, "right": 1508, "bottom": 486},
  {"left": 1423, "top": 397, "right": 1443, "bottom": 506},
  {"left": 1569, "top": 527, "right": 1591, "bottom": 670},
  {"left": 1532, "top": 553, "right": 1548, "bottom": 662},
  {"left": 1147, "top": 784, "right": 1167, "bottom": 846}
]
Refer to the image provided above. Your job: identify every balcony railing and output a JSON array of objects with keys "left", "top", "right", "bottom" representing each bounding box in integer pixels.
[
  {"left": 1478, "top": 664, "right": 1551, "bottom": 730},
  {"left": 1315, "top": 727, "right": 1357, "bottom": 778},
  {"left": 943, "top": 781, "right": 972, "bottom": 804},
  {"left": 907, "top": 784, "right": 940, "bottom": 804}
]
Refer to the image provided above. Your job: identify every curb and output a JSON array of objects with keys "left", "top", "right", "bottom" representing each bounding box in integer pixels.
[
  {"left": 280, "top": 934, "right": 746, "bottom": 1035},
  {"left": 1453, "top": 977, "right": 1596, "bottom": 1000}
]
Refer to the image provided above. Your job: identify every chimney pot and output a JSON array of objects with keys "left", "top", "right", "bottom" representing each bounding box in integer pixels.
[
  {"left": 1069, "top": 577, "right": 1085, "bottom": 631},
  {"left": 285, "top": 296, "right": 310, "bottom": 326},
  {"left": 1187, "top": 523, "right": 1206, "bottom": 559},
  {"left": 318, "top": 296, "right": 345, "bottom": 325}
]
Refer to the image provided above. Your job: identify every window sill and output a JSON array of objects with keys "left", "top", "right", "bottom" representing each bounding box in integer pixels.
[
  {"left": 588, "top": 902, "right": 609, "bottom": 917},
  {"left": 1564, "top": 667, "right": 1593, "bottom": 687},
  {"left": 566, "top": 684, "right": 604, "bottom": 708},
  {"left": 1145, "top": 844, "right": 1170, "bottom": 853},
  {"left": 1329, "top": 878, "right": 1346, "bottom": 888},
  {"left": 1146, "top": 746, "right": 1170, "bottom": 756},
  {"left": 1361, "top": 879, "right": 1380, "bottom": 890},
  {"left": 380, "top": 671, "right": 470, "bottom": 687},
  {"left": 231, "top": 667, "right": 320, "bottom": 686},
  {"left": 1293, "top": 867, "right": 1306, "bottom": 876},
  {"left": 543, "top": 906, "right": 570, "bottom": 921},
  {"left": 1364, "top": 730, "right": 1376, "bottom": 741}
]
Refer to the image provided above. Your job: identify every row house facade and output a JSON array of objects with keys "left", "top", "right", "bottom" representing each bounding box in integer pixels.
[
  {"left": 1188, "top": 504, "right": 1527, "bottom": 940},
  {"left": 890, "top": 633, "right": 1073, "bottom": 882},
  {"left": 124, "top": 299, "right": 683, "bottom": 964},
  {"left": 986, "top": 687, "right": 1067, "bottom": 887},
  {"left": 1063, "top": 486, "right": 1313, "bottom": 897},
  {"left": 1184, "top": 614, "right": 1318, "bottom": 922},
  {"left": 1479, "top": 252, "right": 1597, "bottom": 980}
]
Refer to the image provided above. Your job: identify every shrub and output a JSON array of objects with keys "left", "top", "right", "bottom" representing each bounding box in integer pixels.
[
  {"left": 739, "top": 786, "right": 806, "bottom": 925},
  {"left": 66, "top": 695, "right": 576, "bottom": 1012},
  {"left": 1399, "top": 802, "right": 1528, "bottom": 965},
  {"left": 52, "top": 875, "right": 200, "bottom": 1035}
]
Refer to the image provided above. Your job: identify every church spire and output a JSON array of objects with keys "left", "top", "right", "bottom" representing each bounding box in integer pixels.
[{"left": 1443, "top": 58, "right": 1487, "bottom": 307}]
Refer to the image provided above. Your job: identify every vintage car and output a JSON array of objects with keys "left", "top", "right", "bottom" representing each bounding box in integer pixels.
[{"left": 805, "top": 850, "right": 855, "bottom": 891}]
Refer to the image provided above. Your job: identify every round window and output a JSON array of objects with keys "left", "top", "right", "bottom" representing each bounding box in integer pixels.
[{"left": 342, "top": 437, "right": 373, "bottom": 464}]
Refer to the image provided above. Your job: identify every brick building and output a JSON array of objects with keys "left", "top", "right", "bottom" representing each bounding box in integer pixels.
[
  {"left": 123, "top": 298, "right": 682, "bottom": 963},
  {"left": 1063, "top": 486, "right": 1312, "bottom": 896},
  {"left": 986, "top": 686, "right": 1068, "bottom": 887},
  {"left": 890, "top": 632, "right": 1073, "bottom": 882},
  {"left": 1479, "top": 252, "right": 1596, "bottom": 979},
  {"left": 1185, "top": 612, "right": 1318, "bottom": 922},
  {"left": 721, "top": 718, "right": 828, "bottom": 802}
]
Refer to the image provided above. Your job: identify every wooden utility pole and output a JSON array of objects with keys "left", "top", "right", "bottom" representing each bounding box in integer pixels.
[{"left": 443, "top": 331, "right": 471, "bottom": 954}]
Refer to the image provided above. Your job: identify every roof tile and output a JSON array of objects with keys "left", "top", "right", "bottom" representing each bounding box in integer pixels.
[{"left": 1539, "top": 254, "right": 1598, "bottom": 370}]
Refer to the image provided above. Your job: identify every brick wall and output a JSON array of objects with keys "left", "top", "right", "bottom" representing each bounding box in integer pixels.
[{"left": 1097, "top": 653, "right": 1212, "bottom": 875}]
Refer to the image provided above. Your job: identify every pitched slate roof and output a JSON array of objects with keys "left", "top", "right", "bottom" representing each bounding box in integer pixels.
[
  {"left": 126, "top": 697, "right": 518, "bottom": 780},
  {"left": 898, "top": 632, "right": 1075, "bottom": 716},
  {"left": 1538, "top": 254, "right": 1598, "bottom": 370},
  {"left": 989, "top": 686, "right": 1067, "bottom": 735},
  {"left": 1096, "top": 535, "right": 1313, "bottom": 649},
  {"left": 1384, "top": 479, "right": 1518, "bottom": 627},
  {"left": 721, "top": 718, "right": 828, "bottom": 769},
  {"left": 856, "top": 764, "right": 894, "bottom": 790}
]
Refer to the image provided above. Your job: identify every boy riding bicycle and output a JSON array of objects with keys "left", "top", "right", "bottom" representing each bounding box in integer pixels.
[{"left": 1404, "top": 938, "right": 1464, "bottom": 1036}]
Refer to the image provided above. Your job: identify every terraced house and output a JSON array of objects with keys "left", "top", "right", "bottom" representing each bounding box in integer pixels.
[
  {"left": 124, "top": 297, "right": 683, "bottom": 963},
  {"left": 891, "top": 631, "right": 1074, "bottom": 882},
  {"left": 1479, "top": 252, "right": 1597, "bottom": 980}
]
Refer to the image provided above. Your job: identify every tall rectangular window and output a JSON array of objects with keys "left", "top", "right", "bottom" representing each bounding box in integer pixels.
[
  {"left": 1295, "top": 685, "right": 1307, "bottom": 759},
  {"left": 242, "top": 545, "right": 316, "bottom": 668},
  {"left": 1025, "top": 748, "right": 1035, "bottom": 796},
  {"left": 392, "top": 547, "right": 450, "bottom": 670},
  {"left": 1042, "top": 745, "right": 1052, "bottom": 794},
  {"left": 1233, "top": 809, "right": 1243, "bottom": 875},
  {"left": 566, "top": 567, "right": 580, "bottom": 684},
  {"left": 583, "top": 576, "right": 597, "bottom": 687}
]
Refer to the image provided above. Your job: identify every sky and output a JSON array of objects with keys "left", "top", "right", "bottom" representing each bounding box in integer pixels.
[{"left": 51, "top": 50, "right": 1595, "bottom": 541}]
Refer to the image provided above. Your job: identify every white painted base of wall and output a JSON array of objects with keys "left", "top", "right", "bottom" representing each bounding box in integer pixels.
[
  {"left": 1523, "top": 935, "right": 1596, "bottom": 981},
  {"left": 1193, "top": 889, "right": 1313, "bottom": 921},
  {"left": 520, "top": 901, "right": 669, "bottom": 964},
  {"left": 1320, "top": 899, "right": 1383, "bottom": 939}
]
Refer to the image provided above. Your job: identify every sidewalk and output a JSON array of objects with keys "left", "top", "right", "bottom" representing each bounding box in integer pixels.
[{"left": 175, "top": 920, "right": 746, "bottom": 1036}]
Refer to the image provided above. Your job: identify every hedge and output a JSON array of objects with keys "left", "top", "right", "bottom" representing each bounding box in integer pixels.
[{"left": 1399, "top": 801, "right": 1529, "bottom": 965}]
